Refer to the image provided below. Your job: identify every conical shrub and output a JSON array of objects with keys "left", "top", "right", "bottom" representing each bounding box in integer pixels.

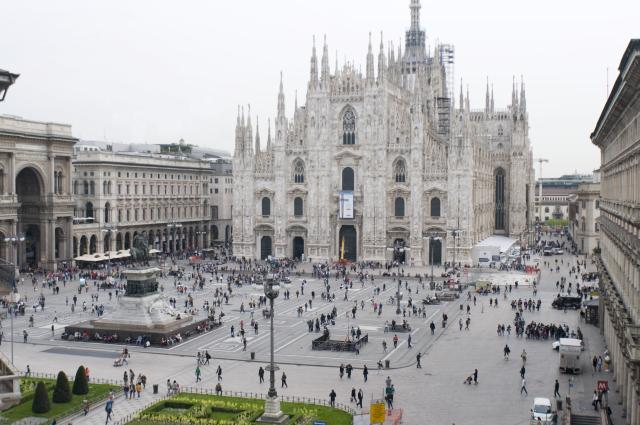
[
  {"left": 72, "top": 366, "right": 89, "bottom": 395},
  {"left": 32, "top": 381, "right": 51, "bottom": 413},
  {"left": 52, "top": 371, "right": 72, "bottom": 403}
]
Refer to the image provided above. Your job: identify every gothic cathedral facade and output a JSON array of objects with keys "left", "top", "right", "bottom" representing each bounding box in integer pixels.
[{"left": 232, "top": 0, "right": 535, "bottom": 265}]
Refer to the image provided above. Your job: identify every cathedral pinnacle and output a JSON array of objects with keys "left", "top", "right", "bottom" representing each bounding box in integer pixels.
[
  {"left": 520, "top": 76, "right": 527, "bottom": 114},
  {"left": 310, "top": 35, "right": 318, "bottom": 88},
  {"left": 366, "top": 32, "right": 374, "bottom": 83},
  {"left": 255, "top": 116, "right": 261, "bottom": 154},
  {"left": 277, "top": 72, "right": 285, "bottom": 119},
  {"left": 321, "top": 35, "right": 330, "bottom": 85}
]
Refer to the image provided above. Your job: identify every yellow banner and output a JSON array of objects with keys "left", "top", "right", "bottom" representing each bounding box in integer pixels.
[{"left": 370, "top": 402, "right": 385, "bottom": 424}]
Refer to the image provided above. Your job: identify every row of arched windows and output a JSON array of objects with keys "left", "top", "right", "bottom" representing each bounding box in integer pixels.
[
  {"left": 394, "top": 197, "right": 441, "bottom": 218},
  {"left": 261, "top": 197, "right": 305, "bottom": 217}
]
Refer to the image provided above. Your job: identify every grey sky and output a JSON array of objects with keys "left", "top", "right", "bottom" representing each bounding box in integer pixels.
[{"left": 1, "top": 0, "right": 637, "bottom": 177}]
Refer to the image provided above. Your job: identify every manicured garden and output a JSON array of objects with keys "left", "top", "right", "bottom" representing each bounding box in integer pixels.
[
  {"left": 128, "top": 393, "right": 353, "bottom": 425},
  {"left": 0, "top": 366, "right": 119, "bottom": 423}
]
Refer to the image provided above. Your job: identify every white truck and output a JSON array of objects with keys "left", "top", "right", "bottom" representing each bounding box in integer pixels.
[{"left": 559, "top": 338, "right": 583, "bottom": 374}]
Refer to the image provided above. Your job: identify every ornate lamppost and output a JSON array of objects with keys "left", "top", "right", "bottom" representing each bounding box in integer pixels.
[
  {"left": 4, "top": 235, "right": 25, "bottom": 288},
  {"left": 258, "top": 277, "right": 288, "bottom": 424},
  {"left": 0, "top": 69, "right": 19, "bottom": 101},
  {"left": 424, "top": 233, "right": 443, "bottom": 287},
  {"left": 101, "top": 223, "right": 118, "bottom": 272}
]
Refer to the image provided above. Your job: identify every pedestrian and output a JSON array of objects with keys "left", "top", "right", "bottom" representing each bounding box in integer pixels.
[
  {"left": 393, "top": 334, "right": 398, "bottom": 348},
  {"left": 473, "top": 369, "right": 478, "bottom": 384},
  {"left": 281, "top": 372, "right": 288, "bottom": 388},
  {"left": 350, "top": 387, "right": 357, "bottom": 403},
  {"left": 346, "top": 364, "right": 353, "bottom": 379},
  {"left": 416, "top": 353, "right": 422, "bottom": 368},
  {"left": 363, "top": 365, "right": 368, "bottom": 382},
  {"left": 195, "top": 366, "right": 202, "bottom": 382},
  {"left": 407, "top": 334, "right": 412, "bottom": 348},
  {"left": 83, "top": 399, "right": 90, "bottom": 415},
  {"left": 504, "top": 344, "right": 511, "bottom": 360},
  {"left": 459, "top": 318, "right": 463, "bottom": 331},
  {"left": 554, "top": 380, "right": 561, "bottom": 398},
  {"left": 216, "top": 365, "right": 222, "bottom": 381},
  {"left": 135, "top": 381, "right": 142, "bottom": 398},
  {"left": 592, "top": 390, "right": 599, "bottom": 410},
  {"left": 339, "top": 364, "right": 345, "bottom": 379},
  {"left": 430, "top": 321, "right": 435, "bottom": 335},
  {"left": 520, "top": 378, "right": 528, "bottom": 396},
  {"left": 258, "top": 366, "right": 264, "bottom": 383},
  {"left": 329, "top": 389, "right": 336, "bottom": 407},
  {"left": 357, "top": 388, "right": 364, "bottom": 408},
  {"left": 520, "top": 365, "right": 526, "bottom": 379},
  {"left": 105, "top": 398, "right": 114, "bottom": 424}
]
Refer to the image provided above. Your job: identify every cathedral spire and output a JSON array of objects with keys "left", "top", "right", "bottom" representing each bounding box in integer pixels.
[
  {"left": 255, "top": 116, "right": 261, "bottom": 154},
  {"left": 490, "top": 84, "right": 494, "bottom": 113},
  {"left": 465, "top": 85, "right": 470, "bottom": 112},
  {"left": 309, "top": 35, "right": 318, "bottom": 90},
  {"left": 267, "top": 118, "right": 272, "bottom": 150},
  {"left": 277, "top": 72, "right": 285, "bottom": 120},
  {"left": 366, "top": 32, "right": 374, "bottom": 84},
  {"left": 246, "top": 104, "right": 253, "bottom": 155},
  {"left": 459, "top": 78, "right": 464, "bottom": 111},
  {"left": 321, "top": 35, "right": 330, "bottom": 86},
  {"left": 410, "top": 0, "right": 421, "bottom": 31},
  {"left": 520, "top": 76, "right": 527, "bottom": 114},
  {"left": 377, "top": 32, "right": 385, "bottom": 83},
  {"left": 485, "top": 77, "right": 490, "bottom": 113},
  {"left": 512, "top": 75, "right": 519, "bottom": 112},
  {"left": 234, "top": 105, "right": 243, "bottom": 157}
]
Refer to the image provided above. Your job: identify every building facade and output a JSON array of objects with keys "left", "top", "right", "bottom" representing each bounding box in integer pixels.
[
  {"left": 590, "top": 39, "right": 640, "bottom": 424},
  {"left": 567, "top": 182, "right": 601, "bottom": 254},
  {"left": 0, "top": 115, "right": 76, "bottom": 275},
  {"left": 534, "top": 174, "right": 597, "bottom": 223},
  {"left": 233, "top": 0, "right": 535, "bottom": 264},
  {"left": 71, "top": 141, "right": 232, "bottom": 259}
]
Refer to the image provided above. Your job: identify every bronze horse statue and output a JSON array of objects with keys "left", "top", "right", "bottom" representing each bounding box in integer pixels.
[{"left": 130, "top": 234, "right": 149, "bottom": 264}]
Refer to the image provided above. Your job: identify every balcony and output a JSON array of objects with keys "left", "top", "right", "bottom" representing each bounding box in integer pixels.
[{"left": 626, "top": 325, "right": 640, "bottom": 363}]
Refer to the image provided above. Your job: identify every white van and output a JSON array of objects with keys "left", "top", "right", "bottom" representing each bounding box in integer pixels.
[{"left": 531, "top": 397, "right": 554, "bottom": 423}]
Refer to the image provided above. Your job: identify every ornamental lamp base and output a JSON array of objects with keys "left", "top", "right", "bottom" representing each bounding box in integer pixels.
[{"left": 256, "top": 396, "right": 289, "bottom": 424}]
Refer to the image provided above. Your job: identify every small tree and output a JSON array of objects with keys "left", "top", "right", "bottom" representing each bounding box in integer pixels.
[
  {"left": 32, "top": 381, "right": 51, "bottom": 413},
  {"left": 52, "top": 371, "right": 72, "bottom": 403},
  {"left": 72, "top": 366, "right": 89, "bottom": 395}
]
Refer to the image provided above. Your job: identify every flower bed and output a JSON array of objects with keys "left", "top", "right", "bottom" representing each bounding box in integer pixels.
[
  {"left": 0, "top": 377, "right": 119, "bottom": 422},
  {"left": 129, "top": 393, "right": 352, "bottom": 425}
]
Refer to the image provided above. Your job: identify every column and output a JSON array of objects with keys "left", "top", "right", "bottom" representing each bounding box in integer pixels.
[
  {"left": 49, "top": 155, "right": 55, "bottom": 195},
  {"left": 8, "top": 153, "right": 15, "bottom": 194}
]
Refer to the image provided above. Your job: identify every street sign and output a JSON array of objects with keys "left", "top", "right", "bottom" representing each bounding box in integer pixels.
[
  {"left": 370, "top": 401, "right": 385, "bottom": 424},
  {"left": 597, "top": 380, "right": 609, "bottom": 392}
]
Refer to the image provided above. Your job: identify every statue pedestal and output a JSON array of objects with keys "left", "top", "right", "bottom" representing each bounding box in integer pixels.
[
  {"left": 64, "top": 267, "right": 215, "bottom": 345},
  {"left": 256, "top": 397, "right": 289, "bottom": 424}
]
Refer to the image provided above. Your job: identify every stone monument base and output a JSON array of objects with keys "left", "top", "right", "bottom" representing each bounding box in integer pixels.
[
  {"left": 64, "top": 267, "right": 220, "bottom": 346},
  {"left": 256, "top": 397, "right": 289, "bottom": 424}
]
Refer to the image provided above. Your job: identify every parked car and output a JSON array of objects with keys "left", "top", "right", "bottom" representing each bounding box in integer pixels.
[
  {"left": 552, "top": 295, "right": 582, "bottom": 310},
  {"left": 531, "top": 397, "right": 556, "bottom": 424}
]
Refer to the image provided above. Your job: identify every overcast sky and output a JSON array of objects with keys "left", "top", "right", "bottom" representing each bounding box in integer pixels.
[{"left": 1, "top": 0, "right": 637, "bottom": 177}]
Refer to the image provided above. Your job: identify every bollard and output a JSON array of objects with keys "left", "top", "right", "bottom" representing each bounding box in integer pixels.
[
  {"left": 385, "top": 360, "right": 391, "bottom": 369},
  {"left": 250, "top": 351, "right": 255, "bottom": 360},
  {"left": 153, "top": 384, "right": 158, "bottom": 394}
]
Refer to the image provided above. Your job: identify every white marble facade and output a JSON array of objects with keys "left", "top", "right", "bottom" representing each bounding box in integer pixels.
[{"left": 233, "top": 0, "right": 535, "bottom": 265}]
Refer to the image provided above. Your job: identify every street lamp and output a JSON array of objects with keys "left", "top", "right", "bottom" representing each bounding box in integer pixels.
[
  {"left": 167, "top": 220, "right": 182, "bottom": 254},
  {"left": 0, "top": 69, "right": 19, "bottom": 101},
  {"left": 258, "top": 277, "right": 288, "bottom": 424},
  {"left": 7, "top": 291, "right": 20, "bottom": 365},
  {"left": 4, "top": 235, "right": 25, "bottom": 288},
  {"left": 101, "top": 224, "right": 118, "bottom": 271},
  {"left": 424, "top": 233, "right": 443, "bottom": 287}
]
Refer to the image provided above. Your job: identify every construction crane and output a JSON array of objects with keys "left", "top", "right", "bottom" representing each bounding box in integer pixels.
[{"left": 535, "top": 158, "right": 549, "bottom": 222}]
